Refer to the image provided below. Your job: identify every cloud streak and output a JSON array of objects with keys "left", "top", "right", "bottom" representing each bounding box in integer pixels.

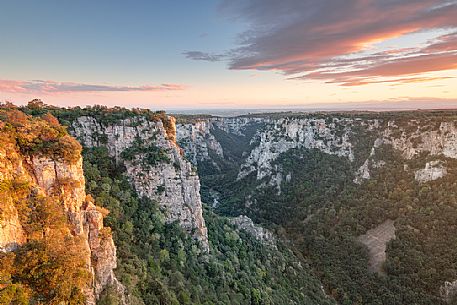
[
  {"left": 182, "top": 51, "right": 226, "bottom": 62},
  {"left": 189, "top": 0, "right": 457, "bottom": 86},
  {"left": 292, "top": 51, "right": 457, "bottom": 86},
  {"left": 0, "top": 80, "right": 185, "bottom": 94}
]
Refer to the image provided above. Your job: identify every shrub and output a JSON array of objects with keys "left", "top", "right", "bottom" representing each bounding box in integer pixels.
[{"left": 0, "top": 108, "right": 81, "bottom": 163}]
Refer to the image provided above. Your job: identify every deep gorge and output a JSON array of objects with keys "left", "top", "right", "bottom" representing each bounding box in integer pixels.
[{"left": 2, "top": 103, "right": 457, "bottom": 305}]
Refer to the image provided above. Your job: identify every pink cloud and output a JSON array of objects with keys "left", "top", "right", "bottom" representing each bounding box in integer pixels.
[
  {"left": 189, "top": 0, "right": 457, "bottom": 86},
  {"left": 0, "top": 79, "right": 185, "bottom": 94},
  {"left": 339, "top": 76, "right": 454, "bottom": 87},
  {"left": 0, "top": 80, "right": 28, "bottom": 93},
  {"left": 294, "top": 51, "right": 457, "bottom": 86}
]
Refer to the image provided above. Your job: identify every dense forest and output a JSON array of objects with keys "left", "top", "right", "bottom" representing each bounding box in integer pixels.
[
  {"left": 82, "top": 146, "right": 332, "bottom": 305},
  {"left": 191, "top": 114, "right": 457, "bottom": 305},
  {"left": 1, "top": 101, "right": 332, "bottom": 305}
]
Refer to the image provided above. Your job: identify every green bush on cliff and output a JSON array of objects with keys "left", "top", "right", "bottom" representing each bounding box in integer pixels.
[
  {"left": 120, "top": 137, "right": 170, "bottom": 166},
  {"left": 21, "top": 100, "right": 176, "bottom": 139}
]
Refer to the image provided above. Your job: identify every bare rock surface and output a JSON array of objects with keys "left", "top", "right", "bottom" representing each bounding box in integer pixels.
[
  {"left": 357, "top": 219, "right": 396, "bottom": 274},
  {"left": 230, "top": 215, "right": 276, "bottom": 248},
  {"left": 415, "top": 160, "right": 447, "bottom": 183}
]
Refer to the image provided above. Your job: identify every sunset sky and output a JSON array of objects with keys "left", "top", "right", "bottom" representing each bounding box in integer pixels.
[{"left": 1, "top": 0, "right": 456, "bottom": 110}]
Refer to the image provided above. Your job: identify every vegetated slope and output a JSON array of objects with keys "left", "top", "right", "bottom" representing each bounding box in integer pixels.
[
  {"left": 0, "top": 104, "right": 124, "bottom": 305},
  {"left": 82, "top": 146, "right": 333, "bottom": 305},
  {"left": 176, "top": 112, "right": 457, "bottom": 305},
  {"left": 20, "top": 101, "right": 334, "bottom": 305}
]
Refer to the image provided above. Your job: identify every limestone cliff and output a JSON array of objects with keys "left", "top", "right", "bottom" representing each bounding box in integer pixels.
[
  {"left": 0, "top": 110, "right": 124, "bottom": 304},
  {"left": 177, "top": 114, "right": 457, "bottom": 187},
  {"left": 176, "top": 120, "right": 223, "bottom": 165},
  {"left": 71, "top": 115, "right": 209, "bottom": 250}
]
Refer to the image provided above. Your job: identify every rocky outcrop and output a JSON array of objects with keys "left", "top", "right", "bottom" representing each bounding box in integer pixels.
[
  {"left": 30, "top": 156, "right": 87, "bottom": 234},
  {"left": 0, "top": 201, "right": 26, "bottom": 252},
  {"left": 384, "top": 121, "right": 457, "bottom": 159},
  {"left": 26, "top": 156, "right": 124, "bottom": 303},
  {"left": 238, "top": 118, "right": 355, "bottom": 180},
  {"left": 177, "top": 117, "right": 360, "bottom": 184},
  {"left": 353, "top": 138, "right": 384, "bottom": 184},
  {"left": 72, "top": 115, "right": 209, "bottom": 250},
  {"left": 230, "top": 215, "right": 276, "bottom": 248},
  {"left": 441, "top": 280, "right": 457, "bottom": 303},
  {"left": 0, "top": 118, "right": 124, "bottom": 304},
  {"left": 356, "top": 121, "right": 457, "bottom": 183},
  {"left": 0, "top": 138, "right": 28, "bottom": 251},
  {"left": 83, "top": 200, "right": 125, "bottom": 302},
  {"left": 415, "top": 160, "right": 447, "bottom": 183}
]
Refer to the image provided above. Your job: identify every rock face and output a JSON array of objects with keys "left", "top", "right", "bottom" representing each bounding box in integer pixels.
[
  {"left": 384, "top": 121, "right": 457, "bottom": 159},
  {"left": 0, "top": 201, "right": 26, "bottom": 252},
  {"left": 176, "top": 120, "right": 223, "bottom": 164},
  {"left": 441, "top": 280, "right": 457, "bottom": 302},
  {"left": 83, "top": 200, "right": 124, "bottom": 301},
  {"left": 72, "top": 115, "right": 209, "bottom": 250},
  {"left": 177, "top": 116, "right": 457, "bottom": 187},
  {"left": 30, "top": 156, "right": 87, "bottom": 234},
  {"left": 230, "top": 215, "right": 276, "bottom": 248},
  {"left": 415, "top": 160, "right": 447, "bottom": 183},
  {"left": 0, "top": 139, "right": 28, "bottom": 252},
  {"left": 237, "top": 117, "right": 355, "bottom": 180},
  {"left": 0, "top": 132, "right": 124, "bottom": 304},
  {"left": 178, "top": 117, "right": 356, "bottom": 179}
]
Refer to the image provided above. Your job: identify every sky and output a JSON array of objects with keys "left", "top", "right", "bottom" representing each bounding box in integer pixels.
[{"left": 1, "top": 0, "right": 456, "bottom": 110}]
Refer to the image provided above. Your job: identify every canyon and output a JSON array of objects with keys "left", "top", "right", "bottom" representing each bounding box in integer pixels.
[{"left": 3, "top": 105, "right": 457, "bottom": 305}]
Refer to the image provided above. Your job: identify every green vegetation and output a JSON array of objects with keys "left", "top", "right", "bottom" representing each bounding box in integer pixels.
[
  {"left": 193, "top": 123, "right": 265, "bottom": 209},
  {"left": 173, "top": 114, "right": 217, "bottom": 124},
  {"left": 9, "top": 102, "right": 457, "bottom": 304},
  {"left": 0, "top": 187, "right": 90, "bottom": 305},
  {"left": 200, "top": 119, "right": 457, "bottom": 305},
  {"left": 83, "top": 146, "right": 332, "bottom": 305},
  {"left": 235, "top": 109, "right": 457, "bottom": 122},
  {"left": 21, "top": 99, "right": 176, "bottom": 138},
  {"left": 120, "top": 137, "right": 170, "bottom": 166}
]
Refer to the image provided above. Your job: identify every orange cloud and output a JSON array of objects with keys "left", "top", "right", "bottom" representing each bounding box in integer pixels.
[
  {"left": 297, "top": 52, "right": 457, "bottom": 86},
  {"left": 190, "top": 0, "right": 457, "bottom": 86},
  {"left": 339, "top": 76, "right": 455, "bottom": 87}
]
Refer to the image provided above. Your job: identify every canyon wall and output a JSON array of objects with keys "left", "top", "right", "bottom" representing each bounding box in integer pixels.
[
  {"left": 71, "top": 115, "right": 209, "bottom": 250},
  {"left": 177, "top": 115, "right": 457, "bottom": 187},
  {"left": 0, "top": 112, "right": 124, "bottom": 304}
]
